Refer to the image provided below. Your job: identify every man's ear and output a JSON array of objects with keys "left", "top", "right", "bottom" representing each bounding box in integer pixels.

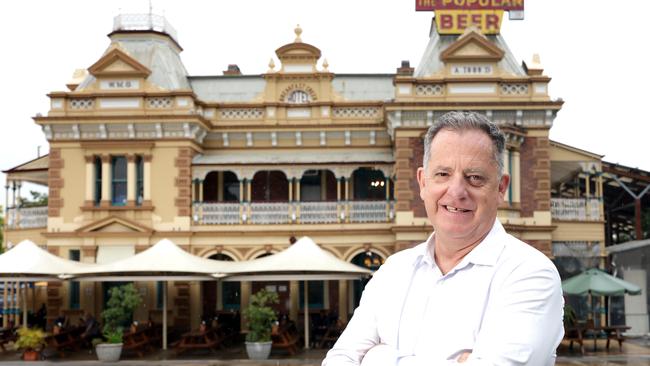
[
  {"left": 417, "top": 167, "right": 427, "bottom": 200},
  {"left": 498, "top": 174, "right": 510, "bottom": 197}
]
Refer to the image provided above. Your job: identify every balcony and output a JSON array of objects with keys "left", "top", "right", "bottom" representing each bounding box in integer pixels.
[
  {"left": 193, "top": 200, "right": 394, "bottom": 225},
  {"left": 6, "top": 206, "right": 48, "bottom": 229},
  {"left": 550, "top": 198, "right": 601, "bottom": 221}
]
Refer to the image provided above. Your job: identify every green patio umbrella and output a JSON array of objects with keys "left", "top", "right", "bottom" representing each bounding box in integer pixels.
[{"left": 562, "top": 268, "right": 642, "bottom": 296}]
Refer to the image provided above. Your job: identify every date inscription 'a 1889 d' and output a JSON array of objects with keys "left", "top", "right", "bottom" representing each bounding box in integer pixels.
[{"left": 451, "top": 64, "right": 493, "bottom": 75}]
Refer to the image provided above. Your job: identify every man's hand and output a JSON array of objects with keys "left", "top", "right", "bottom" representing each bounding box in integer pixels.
[{"left": 457, "top": 351, "right": 471, "bottom": 363}]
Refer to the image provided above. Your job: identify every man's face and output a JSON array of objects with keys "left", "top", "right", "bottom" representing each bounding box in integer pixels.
[{"left": 417, "top": 129, "right": 509, "bottom": 247}]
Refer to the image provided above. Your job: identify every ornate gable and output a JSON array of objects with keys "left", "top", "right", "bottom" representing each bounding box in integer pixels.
[
  {"left": 440, "top": 30, "right": 504, "bottom": 62},
  {"left": 76, "top": 215, "right": 152, "bottom": 235},
  {"left": 88, "top": 45, "right": 151, "bottom": 78}
]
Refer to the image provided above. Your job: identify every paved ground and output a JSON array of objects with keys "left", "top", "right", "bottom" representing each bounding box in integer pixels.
[{"left": 0, "top": 337, "right": 649, "bottom": 365}]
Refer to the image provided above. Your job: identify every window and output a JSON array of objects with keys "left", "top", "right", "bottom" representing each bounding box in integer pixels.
[
  {"left": 69, "top": 250, "right": 80, "bottom": 309},
  {"left": 136, "top": 156, "right": 144, "bottom": 206},
  {"left": 287, "top": 90, "right": 310, "bottom": 104},
  {"left": 94, "top": 157, "right": 102, "bottom": 206},
  {"left": 111, "top": 156, "right": 127, "bottom": 206}
]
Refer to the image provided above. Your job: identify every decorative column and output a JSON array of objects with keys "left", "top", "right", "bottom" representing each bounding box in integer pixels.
[
  {"left": 127, "top": 155, "right": 136, "bottom": 206},
  {"left": 240, "top": 281, "right": 251, "bottom": 329},
  {"left": 511, "top": 150, "right": 521, "bottom": 204},
  {"left": 344, "top": 177, "right": 350, "bottom": 223},
  {"left": 2, "top": 281, "right": 7, "bottom": 328},
  {"left": 385, "top": 176, "right": 391, "bottom": 220},
  {"left": 295, "top": 179, "right": 301, "bottom": 222},
  {"left": 336, "top": 177, "right": 342, "bottom": 222},
  {"left": 11, "top": 181, "right": 16, "bottom": 208},
  {"left": 288, "top": 177, "right": 295, "bottom": 222},
  {"left": 84, "top": 156, "right": 94, "bottom": 206},
  {"left": 503, "top": 149, "right": 511, "bottom": 204},
  {"left": 289, "top": 281, "right": 299, "bottom": 322},
  {"left": 598, "top": 173, "right": 604, "bottom": 220},
  {"left": 247, "top": 178, "right": 252, "bottom": 221},
  {"left": 143, "top": 155, "right": 152, "bottom": 206},
  {"left": 101, "top": 155, "right": 111, "bottom": 207},
  {"left": 4, "top": 184, "right": 8, "bottom": 225},
  {"left": 239, "top": 179, "right": 245, "bottom": 224},
  {"left": 217, "top": 172, "right": 224, "bottom": 202}
]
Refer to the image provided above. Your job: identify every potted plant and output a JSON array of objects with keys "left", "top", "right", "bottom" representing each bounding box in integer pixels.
[
  {"left": 242, "top": 289, "right": 279, "bottom": 359},
  {"left": 15, "top": 327, "right": 46, "bottom": 361},
  {"left": 96, "top": 284, "right": 142, "bottom": 362}
]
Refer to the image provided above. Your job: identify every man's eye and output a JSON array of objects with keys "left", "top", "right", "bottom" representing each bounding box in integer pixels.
[
  {"left": 467, "top": 175, "right": 484, "bottom": 184},
  {"left": 434, "top": 172, "right": 449, "bottom": 177}
]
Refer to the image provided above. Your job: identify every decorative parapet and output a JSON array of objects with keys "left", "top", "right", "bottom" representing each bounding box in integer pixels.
[
  {"left": 219, "top": 108, "right": 264, "bottom": 120},
  {"left": 386, "top": 109, "right": 557, "bottom": 140},
  {"left": 332, "top": 107, "right": 380, "bottom": 119}
]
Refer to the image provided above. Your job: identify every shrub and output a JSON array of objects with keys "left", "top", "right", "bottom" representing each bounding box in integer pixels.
[
  {"left": 242, "top": 289, "right": 278, "bottom": 342},
  {"left": 100, "top": 284, "right": 142, "bottom": 343}
]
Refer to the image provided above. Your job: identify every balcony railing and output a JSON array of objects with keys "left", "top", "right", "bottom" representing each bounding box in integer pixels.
[
  {"left": 6, "top": 206, "right": 48, "bottom": 229},
  {"left": 192, "top": 200, "right": 394, "bottom": 225},
  {"left": 550, "top": 198, "right": 601, "bottom": 221}
]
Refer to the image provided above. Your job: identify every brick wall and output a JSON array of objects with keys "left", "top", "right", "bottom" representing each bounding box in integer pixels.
[
  {"left": 48, "top": 148, "right": 64, "bottom": 217},
  {"left": 519, "top": 135, "right": 551, "bottom": 216},
  {"left": 394, "top": 135, "right": 427, "bottom": 217},
  {"left": 175, "top": 148, "right": 194, "bottom": 217}
]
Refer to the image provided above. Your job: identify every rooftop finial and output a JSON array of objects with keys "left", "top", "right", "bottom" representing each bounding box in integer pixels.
[
  {"left": 294, "top": 24, "right": 302, "bottom": 43},
  {"left": 322, "top": 58, "right": 329, "bottom": 71},
  {"left": 268, "top": 58, "right": 276, "bottom": 72}
]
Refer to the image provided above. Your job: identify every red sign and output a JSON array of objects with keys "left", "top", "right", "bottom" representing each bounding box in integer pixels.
[{"left": 416, "top": 0, "right": 524, "bottom": 11}]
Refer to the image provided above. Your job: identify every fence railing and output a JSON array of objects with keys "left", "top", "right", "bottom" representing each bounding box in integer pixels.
[{"left": 5, "top": 206, "right": 48, "bottom": 229}]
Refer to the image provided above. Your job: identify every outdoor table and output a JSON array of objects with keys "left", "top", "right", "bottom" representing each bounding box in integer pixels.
[
  {"left": 175, "top": 328, "right": 221, "bottom": 355},
  {"left": 567, "top": 324, "right": 631, "bottom": 352}
]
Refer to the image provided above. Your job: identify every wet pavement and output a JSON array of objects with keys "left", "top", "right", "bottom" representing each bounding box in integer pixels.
[{"left": 0, "top": 337, "right": 648, "bottom": 365}]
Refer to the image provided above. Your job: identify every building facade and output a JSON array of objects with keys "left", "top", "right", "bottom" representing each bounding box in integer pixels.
[{"left": 3, "top": 14, "right": 609, "bottom": 329}]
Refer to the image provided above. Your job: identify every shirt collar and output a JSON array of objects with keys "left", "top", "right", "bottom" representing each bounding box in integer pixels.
[
  {"left": 415, "top": 219, "right": 506, "bottom": 269},
  {"left": 462, "top": 219, "right": 506, "bottom": 266}
]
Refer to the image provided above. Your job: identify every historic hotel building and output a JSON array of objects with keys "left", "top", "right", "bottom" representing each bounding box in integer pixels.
[{"left": 3, "top": 14, "right": 607, "bottom": 329}]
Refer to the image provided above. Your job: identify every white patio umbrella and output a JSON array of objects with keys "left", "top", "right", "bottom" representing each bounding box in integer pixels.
[
  {"left": 69, "top": 238, "right": 237, "bottom": 350},
  {"left": 0, "top": 240, "right": 93, "bottom": 327},
  {"left": 223, "top": 236, "right": 372, "bottom": 349}
]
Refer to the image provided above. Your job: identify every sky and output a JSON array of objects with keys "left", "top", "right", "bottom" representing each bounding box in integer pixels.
[{"left": 1, "top": 0, "right": 649, "bottom": 207}]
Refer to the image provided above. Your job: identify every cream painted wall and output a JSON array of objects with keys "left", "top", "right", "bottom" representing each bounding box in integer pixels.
[
  {"left": 552, "top": 221, "right": 605, "bottom": 242},
  {"left": 59, "top": 147, "right": 86, "bottom": 221},
  {"left": 150, "top": 146, "right": 183, "bottom": 224}
]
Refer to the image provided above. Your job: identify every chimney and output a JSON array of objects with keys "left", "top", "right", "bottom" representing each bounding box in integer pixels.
[
  {"left": 396, "top": 60, "right": 414, "bottom": 76},
  {"left": 223, "top": 64, "right": 242, "bottom": 76}
]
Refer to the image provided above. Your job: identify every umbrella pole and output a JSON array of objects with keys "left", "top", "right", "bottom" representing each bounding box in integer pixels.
[
  {"left": 304, "top": 280, "right": 309, "bottom": 349},
  {"left": 163, "top": 281, "right": 167, "bottom": 350}
]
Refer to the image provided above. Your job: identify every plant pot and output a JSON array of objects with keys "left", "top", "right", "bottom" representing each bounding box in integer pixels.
[
  {"left": 22, "top": 350, "right": 40, "bottom": 361},
  {"left": 95, "top": 343, "right": 123, "bottom": 362},
  {"left": 245, "top": 341, "right": 272, "bottom": 360}
]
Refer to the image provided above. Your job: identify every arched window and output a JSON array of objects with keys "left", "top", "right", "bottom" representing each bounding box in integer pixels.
[
  {"left": 287, "top": 90, "right": 310, "bottom": 104},
  {"left": 351, "top": 250, "right": 385, "bottom": 308}
]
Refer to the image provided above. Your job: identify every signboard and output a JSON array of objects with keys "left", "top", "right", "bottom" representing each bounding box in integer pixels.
[
  {"left": 416, "top": 0, "right": 524, "bottom": 34},
  {"left": 416, "top": 0, "right": 523, "bottom": 11}
]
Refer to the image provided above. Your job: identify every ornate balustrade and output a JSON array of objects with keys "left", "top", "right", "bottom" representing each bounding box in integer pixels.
[
  {"left": 550, "top": 198, "right": 601, "bottom": 221},
  {"left": 191, "top": 200, "right": 394, "bottom": 225},
  {"left": 299, "top": 201, "right": 338, "bottom": 224},
  {"left": 5, "top": 206, "right": 48, "bottom": 229}
]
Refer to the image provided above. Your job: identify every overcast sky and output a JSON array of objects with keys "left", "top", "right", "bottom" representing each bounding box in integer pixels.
[{"left": 1, "top": 0, "right": 648, "bottom": 206}]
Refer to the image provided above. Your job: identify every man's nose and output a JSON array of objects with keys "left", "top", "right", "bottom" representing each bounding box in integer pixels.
[{"left": 446, "top": 174, "right": 468, "bottom": 199}]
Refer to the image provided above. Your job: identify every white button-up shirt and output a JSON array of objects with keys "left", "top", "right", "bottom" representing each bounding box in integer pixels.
[{"left": 323, "top": 220, "right": 564, "bottom": 366}]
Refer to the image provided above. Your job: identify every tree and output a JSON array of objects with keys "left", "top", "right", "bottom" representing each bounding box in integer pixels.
[{"left": 19, "top": 191, "right": 48, "bottom": 208}]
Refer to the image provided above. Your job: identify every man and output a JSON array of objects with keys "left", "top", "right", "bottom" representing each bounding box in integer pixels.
[{"left": 323, "top": 111, "right": 564, "bottom": 365}]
